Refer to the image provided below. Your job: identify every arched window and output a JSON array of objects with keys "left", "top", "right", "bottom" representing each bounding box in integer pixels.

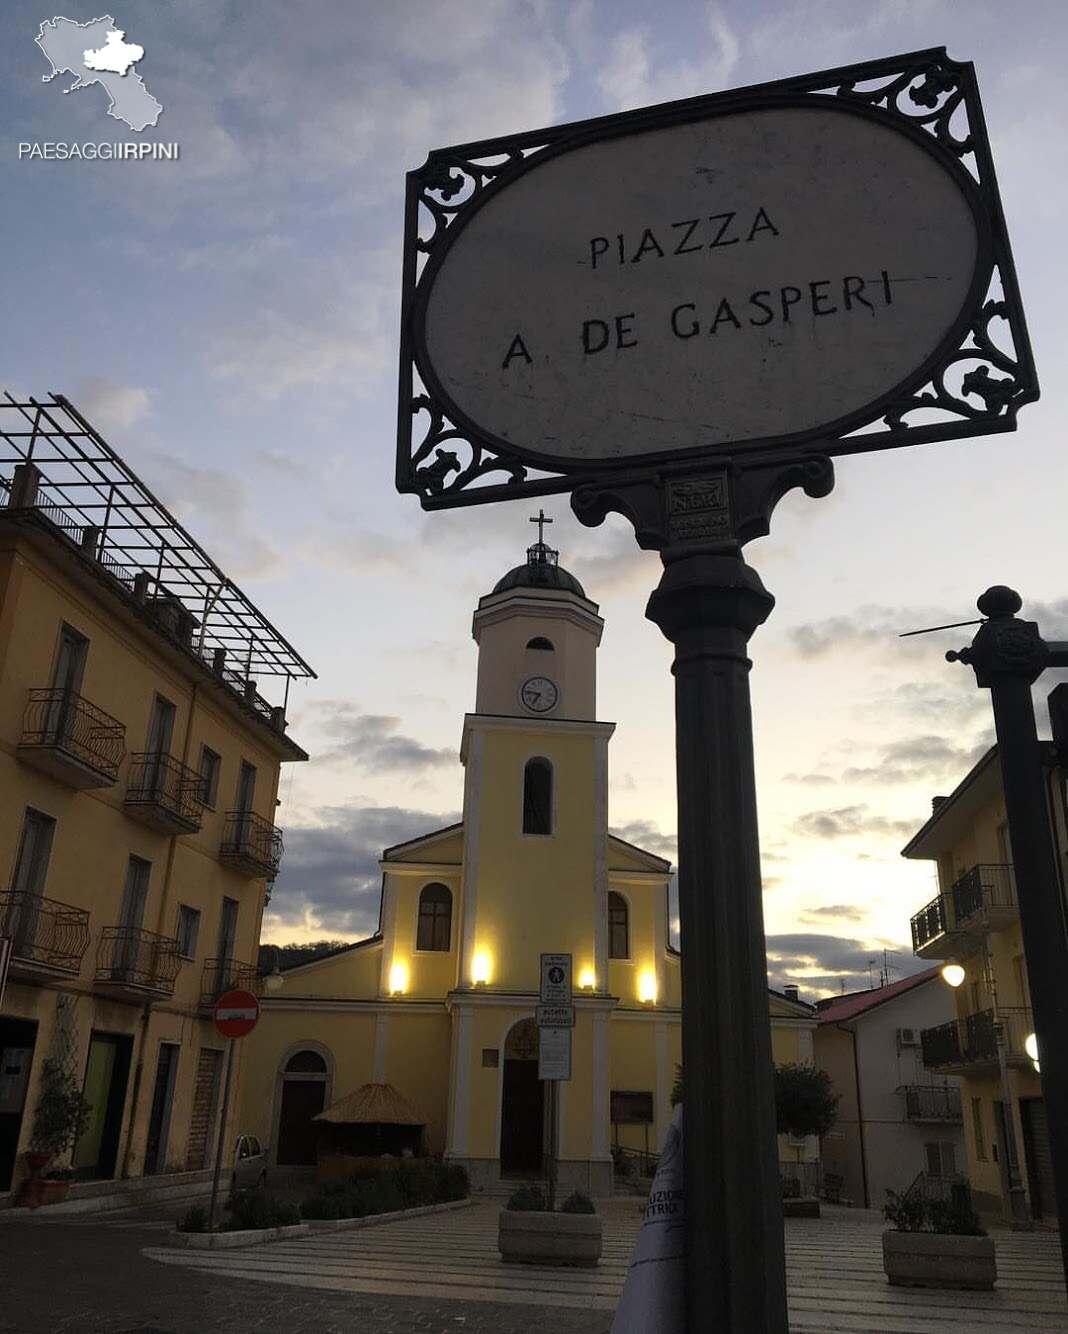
[
  {"left": 526, "top": 636, "right": 554, "bottom": 651},
  {"left": 522, "top": 758, "right": 552, "bottom": 835},
  {"left": 285, "top": 1049, "right": 327, "bottom": 1073},
  {"left": 608, "top": 891, "right": 629, "bottom": 959},
  {"left": 416, "top": 883, "right": 452, "bottom": 951}
]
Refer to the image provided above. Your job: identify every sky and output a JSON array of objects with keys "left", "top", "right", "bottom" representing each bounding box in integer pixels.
[{"left": 3, "top": 1, "right": 1067, "bottom": 998}]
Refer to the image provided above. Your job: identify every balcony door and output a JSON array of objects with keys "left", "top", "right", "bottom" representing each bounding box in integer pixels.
[
  {"left": 115, "top": 856, "right": 150, "bottom": 979},
  {"left": 46, "top": 624, "right": 88, "bottom": 745},
  {"left": 213, "top": 897, "right": 239, "bottom": 993},
  {"left": 143, "top": 695, "right": 176, "bottom": 799},
  {"left": 6, "top": 809, "right": 56, "bottom": 955}
]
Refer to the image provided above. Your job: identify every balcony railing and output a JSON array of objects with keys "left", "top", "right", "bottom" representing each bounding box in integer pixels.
[
  {"left": 910, "top": 895, "right": 948, "bottom": 952},
  {"left": 124, "top": 753, "right": 204, "bottom": 833},
  {"left": 220, "top": 811, "right": 283, "bottom": 878},
  {"left": 18, "top": 688, "right": 125, "bottom": 788},
  {"left": 951, "top": 863, "right": 1017, "bottom": 928},
  {"left": 199, "top": 957, "right": 263, "bottom": 1006},
  {"left": 921, "top": 1008, "right": 998, "bottom": 1070},
  {"left": 95, "top": 927, "right": 182, "bottom": 995},
  {"left": 901, "top": 1085, "right": 963, "bottom": 1123},
  {"left": 0, "top": 890, "right": 90, "bottom": 973}
]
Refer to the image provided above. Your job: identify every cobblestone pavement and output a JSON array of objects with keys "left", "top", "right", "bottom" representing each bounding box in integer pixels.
[{"left": 0, "top": 1211, "right": 613, "bottom": 1334}]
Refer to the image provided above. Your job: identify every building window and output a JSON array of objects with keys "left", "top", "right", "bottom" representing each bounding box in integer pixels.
[
  {"left": 971, "top": 1097, "right": 987, "bottom": 1160},
  {"left": 286, "top": 1049, "right": 327, "bottom": 1073},
  {"left": 198, "top": 746, "right": 221, "bottom": 808},
  {"left": 925, "top": 1141, "right": 957, "bottom": 1178},
  {"left": 176, "top": 905, "right": 201, "bottom": 958},
  {"left": 608, "top": 891, "right": 629, "bottom": 959},
  {"left": 522, "top": 758, "right": 552, "bottom": 835},
  {"left": 416, "top": 883, "right": 452, "bottom": 952},
  {"left": 526, "top": 637, "right": 554, "bottom": 651}
]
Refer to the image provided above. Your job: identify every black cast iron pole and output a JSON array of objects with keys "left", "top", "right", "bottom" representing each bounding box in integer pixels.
[
  {"left": 646, "top": 547, "right": 788, "bottom": 1333},
  {"left": 948, "top": 586, "right": 1068, "bottom": 1294}
]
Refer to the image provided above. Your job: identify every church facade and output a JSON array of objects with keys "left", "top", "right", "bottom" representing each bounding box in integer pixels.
[{"left": 237, "top": 537, "right": 815, "bottom": 1193}]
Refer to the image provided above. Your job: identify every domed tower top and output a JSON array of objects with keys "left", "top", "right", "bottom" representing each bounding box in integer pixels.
[{"left": 472, "top": 512, "right": 603, "bottom": 720}]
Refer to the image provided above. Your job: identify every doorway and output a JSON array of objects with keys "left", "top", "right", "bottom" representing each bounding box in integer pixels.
[
  {"left": 144, "top": 1043, "right": 180, "bottom": 1176},
  {"left": 275, "top": 1049, "right": 329, "bottom": 1165},
  {"left": 72, "top": 1032, "right": 132, "bottom": 1180},
  {"left": 1020, "top": 1097, "right": 1056, "bottom": 1221},
  {"left": 499, "top": 1020, "right": 544, "bottom": 1175},
  {"left": 0, "top": 1018, "right": 38, "bottom": 1191}
]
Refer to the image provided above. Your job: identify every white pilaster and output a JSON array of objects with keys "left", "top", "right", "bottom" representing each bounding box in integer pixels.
[
  {"left": 459, "top": 730, "right": 484, "bottom": 986},
  {"left": 447, "top": 1005, "right": 473, "bottom": 1156},
  {"left": 593, "top": 732, "right": 608, "bottom": 987},
  {"left": 655, "top": 1020, "right": 670, "bottom": 1146},
  {"left": 592, "top": 1009, "right": 609, "bottom": 1158}
]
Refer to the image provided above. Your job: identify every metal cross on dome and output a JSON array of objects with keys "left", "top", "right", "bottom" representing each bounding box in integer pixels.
[{"left": 530, "top": 509, "right": 553, "bottom": 544}]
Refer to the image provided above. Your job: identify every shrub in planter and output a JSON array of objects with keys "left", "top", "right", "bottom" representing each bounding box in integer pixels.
[
  {"left": 882, "top": 1188, "right": 995, "bottom": 1290},
  {"left": 225, "top": 1187, "right": 300, "bottom": 1231},
  {"left": 506, "top": 1183, "right": 548, "bottom": 1211},
  {"left": 178, "top": 1203, "right": 209, "bottom": 1233},
  {"left": 560, "top": 1191, "right": 596, "bottom": 1214}
]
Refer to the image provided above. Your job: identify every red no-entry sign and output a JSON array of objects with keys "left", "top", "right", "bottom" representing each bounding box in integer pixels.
[{"left": 214, "top": 988, "right": 260, "bottom": 1038}]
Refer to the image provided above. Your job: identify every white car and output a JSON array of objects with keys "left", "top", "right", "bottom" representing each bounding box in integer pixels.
[{"left": 231, "top": 1134, "right": 267, "bottom": 1190}]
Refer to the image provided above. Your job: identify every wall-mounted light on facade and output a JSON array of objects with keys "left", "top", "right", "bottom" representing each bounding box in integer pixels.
[
  {"left": 389, "top": 963, "right": 408, "bottom": 995},
  {"left": 639, "top": 971, "right": 657, "bottom": 1005},
  {"left": 579, "top": 968, "right": 596, "bottom": 990},
  {"left": 1024, "top": 1031, "right": 1040, "bottom": 1073},
  {"left": 472, "top": 950, "right": 491, "bottom": 987},
  {"left": 941, "top": 963, "right": 966, "bottom": 988}
]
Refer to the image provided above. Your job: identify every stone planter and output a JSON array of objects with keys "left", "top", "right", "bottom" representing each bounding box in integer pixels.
[
  {"left": 882, "top": 1229, "right": 997, "bottom": 1290},
  {"left": 498, "top": 1209, "right": 602, "bottom": 1266}
]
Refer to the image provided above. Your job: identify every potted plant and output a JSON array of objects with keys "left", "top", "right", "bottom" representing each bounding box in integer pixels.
[
  {"left": 882, "top": 1186, "right": 996, "bottom": 1289},
  {"left": 498, "top": 1185, "right": 602, "bottom": 1266},
  {"left": 18, "top": 1059, "right": 90, "bottom": 1209}
]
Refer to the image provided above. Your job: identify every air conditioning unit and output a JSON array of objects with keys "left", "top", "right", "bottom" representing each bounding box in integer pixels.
[{"left": 897, "top": 1027, "right": 919, "bottom": 1048}]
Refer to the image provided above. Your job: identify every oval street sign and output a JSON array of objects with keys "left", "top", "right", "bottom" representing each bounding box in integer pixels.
[
  {"left": 214, "top": 988, "right": 260, "bottom": 1039},
  {"left": 416, "top": 101, "right": 984, "bottom": 469}
]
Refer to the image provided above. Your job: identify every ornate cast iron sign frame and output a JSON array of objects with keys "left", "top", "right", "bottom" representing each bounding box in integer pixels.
[{"left": 397, "top": 48, "right": 1038, "bottom": 518}]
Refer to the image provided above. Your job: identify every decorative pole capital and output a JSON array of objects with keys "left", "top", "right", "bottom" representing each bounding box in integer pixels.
[{"left": 947, "top": 586, "right": 1049, "bottom": 686}]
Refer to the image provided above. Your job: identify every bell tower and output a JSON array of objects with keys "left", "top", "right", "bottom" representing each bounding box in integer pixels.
[{"left": 471, "top": 511, "right": 604, "bottom": 720}]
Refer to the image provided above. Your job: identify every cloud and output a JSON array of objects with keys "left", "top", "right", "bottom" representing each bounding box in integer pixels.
[
  {"left": 304, "top": 706, "right": 457, "bottom": 773},
  {"left": 793, "top": 804, "right": 918, "bottom": 841},
  {"left": 595, "top": 5, "right": 739, "bottom": 111},
  {"left": 800, "top": 905, "right": 867, "bottom": 926},
  {"left": 764, "top": 931, "right": 927, "bottom": 996},
  {"left": 76, "top": 377, "right": 152, "bottom": 432},
  {"left": 609, "top": 818, "right": 677, "bottom": 861},
  {"left": 266, "top": 802, "right": 461, "bottom": 937}
]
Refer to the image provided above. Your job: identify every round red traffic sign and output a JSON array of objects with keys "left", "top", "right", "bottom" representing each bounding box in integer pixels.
[{"left": 214, "top": 988, "right": 260, "bottom": 1038}]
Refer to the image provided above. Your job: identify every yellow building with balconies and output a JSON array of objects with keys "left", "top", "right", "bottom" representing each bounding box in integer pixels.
[
  {"left": 903, "top": 743, "right": 1059, "bottom": 1223},
  {"left": 240, "top": 533, "right": 815, "bottom": 1194},
  {"left": 0, "top": 394, "right": 312, "bottom": 1203}
]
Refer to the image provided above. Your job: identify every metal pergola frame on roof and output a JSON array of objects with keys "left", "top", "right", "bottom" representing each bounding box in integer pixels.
[{"left": 0, "top": 392, "right": 316, "bottom": 697}]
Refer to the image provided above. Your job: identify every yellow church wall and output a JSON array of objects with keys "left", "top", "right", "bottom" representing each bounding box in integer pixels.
[
  {"left": 380, "top": 1011, "right": 451, "bottom": 1154},
  {"left": 463, "top": 1006, "right": 523, "bottom": 1161},
  {"left": 277, "top": 940, "right": 384, "bottom": 998},
  {"left": 387, "top": 872, "right": 461, "bottom": 999},
  {"left": 770, "top": 1023, "right": 806, "bottom": 1066},
  {"left": 608, "top": 1016, "right": 660, "bottom": 1153},
  {"left": 472, "top": 730, "right": 599, "bottom": 992}
]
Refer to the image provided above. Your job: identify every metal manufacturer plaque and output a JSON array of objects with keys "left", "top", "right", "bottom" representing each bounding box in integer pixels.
[{"left": 398, "top": 48, "right": 1037, "bottom": 511}]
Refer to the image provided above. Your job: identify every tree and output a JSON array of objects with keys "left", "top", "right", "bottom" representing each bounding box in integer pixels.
[
  {"left": 668, "top": 1062, "right": 839, "bottom": 1138},
  {"left": 773, "top": 1063, "right": 839, "bottom": 1140}
]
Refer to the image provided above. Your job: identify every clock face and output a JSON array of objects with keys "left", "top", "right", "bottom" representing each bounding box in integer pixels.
[{"left": 520, "top": 675, "right": 558, "bottom": 713}]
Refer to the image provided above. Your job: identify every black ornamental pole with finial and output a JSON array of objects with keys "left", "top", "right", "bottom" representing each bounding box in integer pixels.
[{"left": 948, "top": 587, "right": 1068, "bottom": 1295}]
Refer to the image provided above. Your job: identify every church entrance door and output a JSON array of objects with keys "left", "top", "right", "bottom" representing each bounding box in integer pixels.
[{"left": 500, "top": 1020, "right": 544, "bottom": 1175}]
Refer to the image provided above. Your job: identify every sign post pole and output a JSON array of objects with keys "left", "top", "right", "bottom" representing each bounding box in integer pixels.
[
  {"left": 208, "top": 1037, "right": 236, "bottom": 1233},
  {"left": 208, "top": 987, "right": 261, "bottom": 1231},
  {"left": 645, "top": 543, "right": 788, "bottom": 1332}
]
